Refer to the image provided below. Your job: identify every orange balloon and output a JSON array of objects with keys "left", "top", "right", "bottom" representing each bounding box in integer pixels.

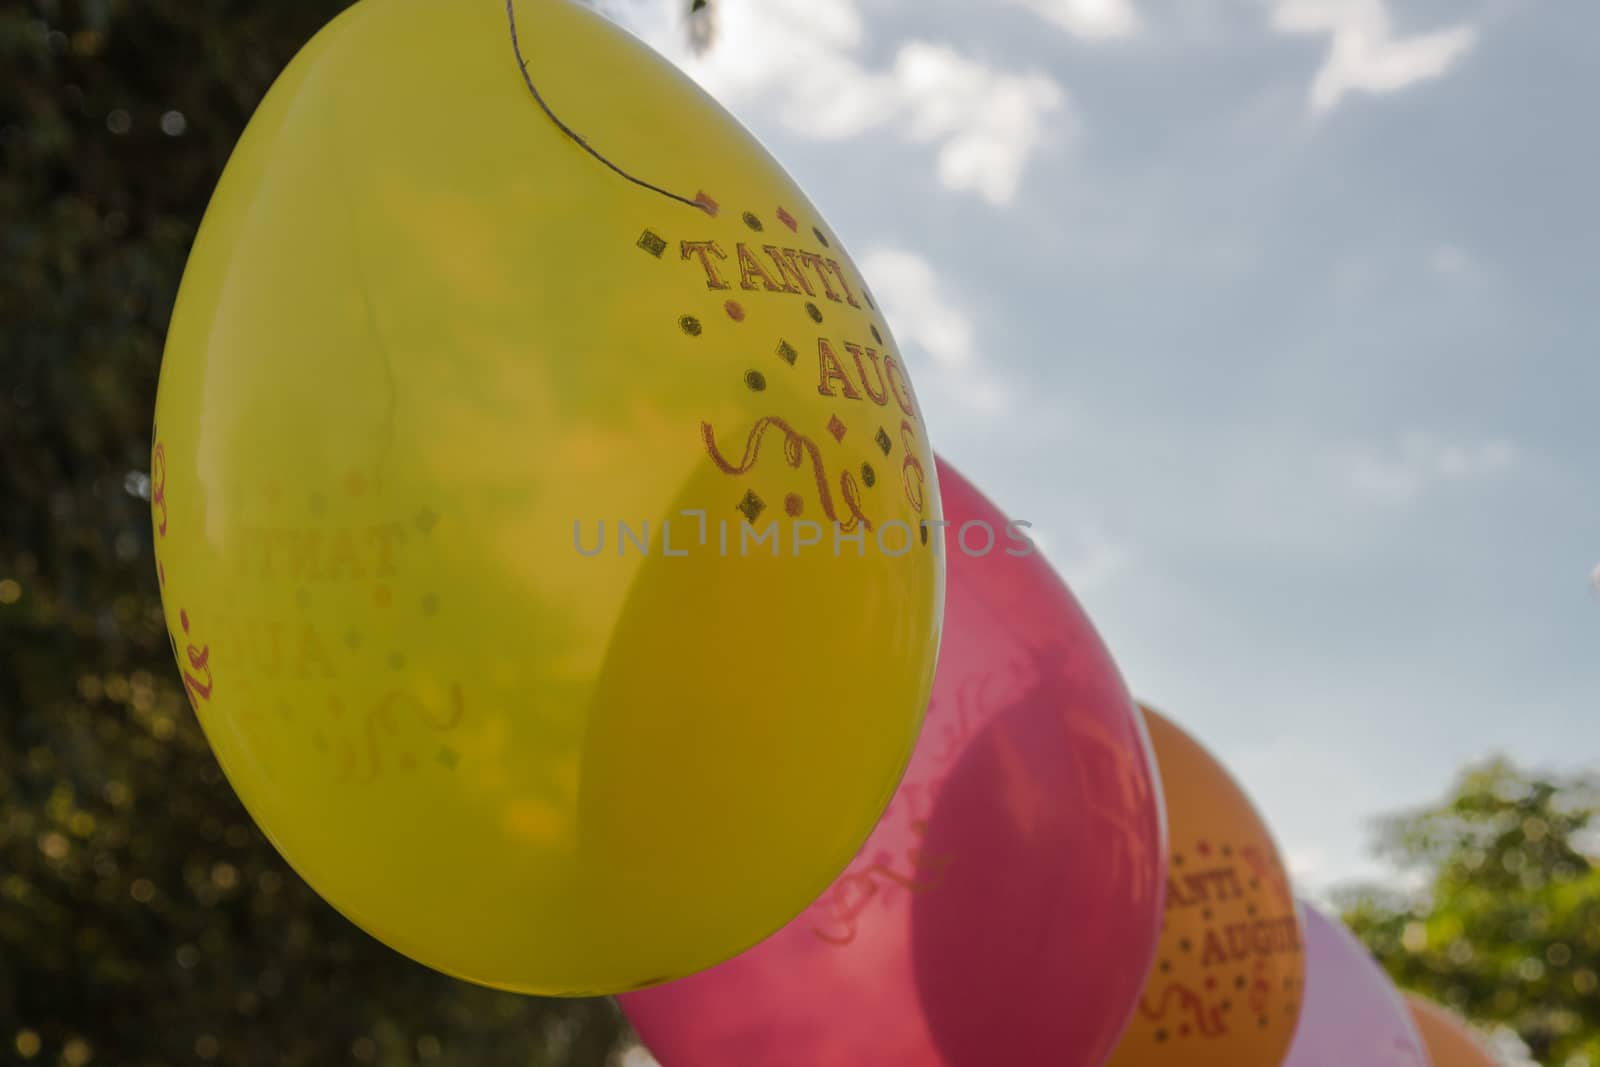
[
  {"left": 1406, "top": 995, "right": 1501, "bottom": 1067},
  {"left": 1102, "top": 705, "right": 1306, "bottom": 1067}
]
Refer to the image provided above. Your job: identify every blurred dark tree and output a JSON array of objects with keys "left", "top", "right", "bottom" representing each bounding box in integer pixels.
[
  {"left": 0, "top": 0, "right": 712, "bottom": 1063},
  {"left": 1338, "top": 759, "right": 1600, "bottom": 1066}
]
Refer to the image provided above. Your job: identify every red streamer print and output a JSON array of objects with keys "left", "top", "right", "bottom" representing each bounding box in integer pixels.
[
  {"left": 181, "top": 642, "right": 214, "bottom": 709},
  {"left": 810, "top": 822, "right": 952, "bottom": 947},
  {"left": 151, "top": 442, "right": 168, "bottom": 537},
  {"left": 702, "top": 415, "right": 872, "bottom": 532},
  {"left": 1141, "top": 982, "right": 1229, "bottom": 1038}
]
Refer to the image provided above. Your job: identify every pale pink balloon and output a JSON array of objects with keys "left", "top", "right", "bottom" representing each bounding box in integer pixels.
[
  {"left": 619, "top": 457, "right": 1167, "bottom": 1067},
  {"left": 1283, "top": 901, "right": 1433, "bottom": 1067}
]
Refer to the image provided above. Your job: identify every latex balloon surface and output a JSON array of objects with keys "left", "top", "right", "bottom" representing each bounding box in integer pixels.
[
  {"left": 620, "top": 458, "right": 1167, "bottom": 1067},
  {"left": 1407, "top": 996, "right": 1500, "bottom": 1067},
  {"left": 1281, "top": 902, "right": 1430, "bottom": 1067},
  {"left": 1101, "top": 706, "right": 1307, "bottom": 1067},
  {"left": 150, "top": 0, "right": 944, "bottom": 996}
]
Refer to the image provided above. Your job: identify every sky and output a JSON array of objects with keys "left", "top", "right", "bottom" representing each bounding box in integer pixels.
[{"left": 601, "top": 0, "right": 1600, "bottom": 895}]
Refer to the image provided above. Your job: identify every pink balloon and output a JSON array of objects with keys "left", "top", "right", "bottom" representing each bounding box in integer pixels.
[
  {"left": 1284, "top": 902, "right": 1432, "bottom": 1067},
  {"left": 619, "top": 458, "right": 1167, "bottom": 1067}
]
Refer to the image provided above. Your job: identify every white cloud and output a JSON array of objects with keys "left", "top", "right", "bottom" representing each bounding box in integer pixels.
[
  {"left": 625, "top": 0, "right": 1069, "bottom": 205},
  {"left": 857, "top": 248, "right": 974, "bottom": 369},
  {"left": 1430, "top": 243, "right": 1472, "bottom": 276},
  {"left": 1287, "top": 845, "right": 1330, "bottom": 884},
  {"left": 1271, "top": 0, "right": 1478, "bottom": 115},
  {"left": 859, "top": 246, "right": 1012, "bottom": 416},
  {"left": 1006, "top": 0, "right": 1143, "bottom": 40},
  {"left": 1428, "top": 241, "right": 1496, "bottom": 287},
  {"left": 1224, "top": 733, "right": 1392, "bottom": 891},
  {"left": 1054, "top": 523, "right": 1134, "bottom": 591},
  {"left": 893, "top": 44, "right": 1070, "bottom": 206},
  {"left": 1339, "top": 433, "right": 1517, "bottom": 501},
  {"left": 618, "top": 1046, "right": 661, "bottom": 1067}
]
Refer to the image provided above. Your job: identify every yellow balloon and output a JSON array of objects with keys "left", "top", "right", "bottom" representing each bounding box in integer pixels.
[{"left": 151, "top": 0, "right": 944, "bottom": 996}]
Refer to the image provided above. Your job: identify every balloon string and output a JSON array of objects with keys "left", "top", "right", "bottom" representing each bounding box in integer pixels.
[{"left": 506, "top": 0, "right": 712, "bottom": 213}]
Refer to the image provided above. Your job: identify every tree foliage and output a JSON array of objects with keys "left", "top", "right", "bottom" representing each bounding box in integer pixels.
[
  {"left": 1339, "top": 759, "right": 1600, "bottom": 1067},
  {"left": 0, "top": 1, "right": 676, "bottom": 1063}
]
